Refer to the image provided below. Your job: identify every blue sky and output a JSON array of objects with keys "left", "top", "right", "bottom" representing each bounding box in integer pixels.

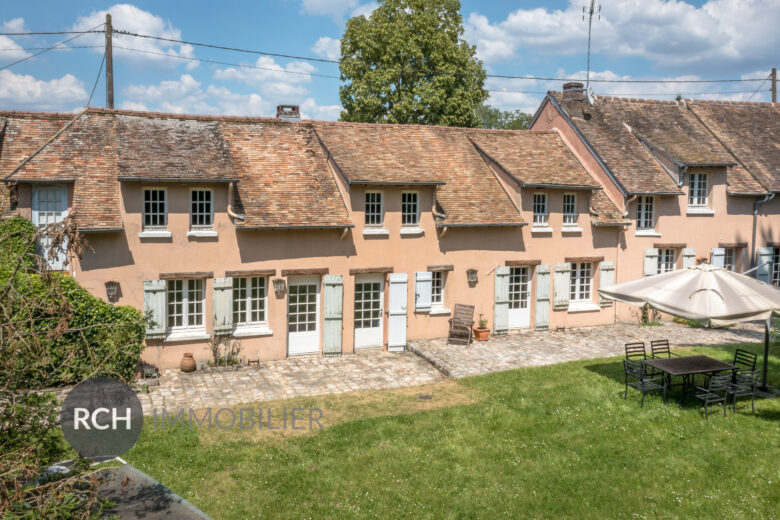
[{"left": 0, "top": 1, "right": 776, "bottom": 119}]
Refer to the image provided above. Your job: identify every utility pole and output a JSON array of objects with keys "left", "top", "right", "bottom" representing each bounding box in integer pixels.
[
  {"left": 583, "top": 1, "right": 601, "bottom": 95},
  {"left": 105, "top": 13, "right": 114, "bottom": 109},
  {"left": 772, "top": 67, "right": 777, "bottom": 103}
]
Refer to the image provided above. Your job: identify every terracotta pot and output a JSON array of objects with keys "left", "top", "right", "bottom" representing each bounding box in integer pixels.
[
  {"left": 473, "top": 328, "right": 490, "bottom": 341},
  {"left": 180, "top": 353, "right": 196, "bottom": 373}
]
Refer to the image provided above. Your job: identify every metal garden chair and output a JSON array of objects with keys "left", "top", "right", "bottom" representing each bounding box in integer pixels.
[
  {"left": 447, "top": 304, "right": 475, "bottom": 346},
  {"left": 733, "top": 349, "right": 757, "bottom": 373},
  {"left": 726, "top": 369, "right": 760, "bottom": 413},
  {"left": 694, "top": 373, "right": 731, "bottom": 419},
  {"left": 624, "top": 342, "right": 647, "bottom": 362},
  {"left": 623, "top": 359, "right": 663, "bottom": 407},
  {"left": 650, "top": 339, "right": 678, "bottom": 359}
]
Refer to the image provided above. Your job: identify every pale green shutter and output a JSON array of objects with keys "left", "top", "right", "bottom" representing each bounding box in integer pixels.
[
  {"left": 143, "top": 280, "right": 166, "bottom": 338},
  {"left": 414, "top": 272, "right": 432, "bottom": 312},
  {"left": 682, "top": 248, "right": 696, "bottom": 269},
  {"left": 599, "top": 261, "right": 615, "bottom": 307},
  {"left": 494, "top": 266, "right": 509, "bottom": 334},
  {"left": 553, "top": 263, "right": 571, "bottom": 310},
  {"left": 644, "top": 248, "right": 659, "bottom": 276},
  {"left": 710, "top": 248, "right": 725, "bottom": 267},
  {"left": 534, "top": 265, "right": 550, "bottom": 330},
  {"left": 213, "top": 277, "right": 233, "bottom": 334},
  {"left": 756, "top": 247, "right": 773, "bottom": 283},
  {"left": 323, "top": 274, "right": 343, "bottom": 356}
]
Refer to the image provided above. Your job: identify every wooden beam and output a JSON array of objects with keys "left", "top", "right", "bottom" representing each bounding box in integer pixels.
[
  {"left": 159, "top": 271, "right": 213, "bottom": 280},
  {"left": 349, "top": 266, "right": 394, "bottom": 275},
  {"left": 653, "top": 243, "right": 686, "bottom": 249},
  {"left": 426, "top": 264, "right": 454, "bottom": 271},
  {"left": 281, "top": 268, "right": 329, "bottom": 276},
  {"left": 718, "top": 242, "right": 748, "bottom": 248},
  {"left": 505, "top": 259, "right": 542, "bottom": 267},
  {"left": 225, "top": 269, "right": 277, "bottom": 277},
  {"left": 564, "top": 256, "right": 604, "bottom": 263}
]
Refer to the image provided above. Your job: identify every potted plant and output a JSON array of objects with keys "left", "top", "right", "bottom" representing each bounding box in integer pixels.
[{"left": 474, "top": 314, "right": 490, "bottom": 341}]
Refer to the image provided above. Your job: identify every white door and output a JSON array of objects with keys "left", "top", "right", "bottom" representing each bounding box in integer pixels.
[
  {"left": 354, "top": 274, "right": 384, "bottom": 349},
  {"left": 387, "top": 273, "right": 407, "bottom": 351},
  {"left": 32, "top": 184, "right": 68, "bottom": 270},
  {"left": 287, "top": 276, "right": 320, "bottom": 356},
  {"left": 508, "top": 267, "right": 531, "bottom": 329}
]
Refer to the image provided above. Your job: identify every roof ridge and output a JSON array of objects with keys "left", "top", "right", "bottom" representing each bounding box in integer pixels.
[{"left": 685, "top": 99, "right": 778, "bottom": 108}]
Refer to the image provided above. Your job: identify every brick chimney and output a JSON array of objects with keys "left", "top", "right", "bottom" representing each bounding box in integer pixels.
[
  {"left": 561, "top": 82, "right": 586, "bottom": 117},
  {"left": 276, "top": 104, "right": 300, "bottom": 122}
]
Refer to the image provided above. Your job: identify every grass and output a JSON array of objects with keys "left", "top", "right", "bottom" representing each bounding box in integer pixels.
[{"left": 126, "top": 343, "right": 780, "bottom": 519}]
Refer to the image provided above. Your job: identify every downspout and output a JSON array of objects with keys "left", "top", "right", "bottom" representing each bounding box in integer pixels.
[
  {"left": 340, "top": 227, "right": 349, "bottom": 240},
  {"left": 621, "top": 194, "right": 637, "bottom": 218},
  {"left": 227, "top": 182, "right": 244, "bottom": 222},
  {"left": 751, "top": 191, "right": 776, "bottom": 268},
  {"left": 432, "top": 186, "right": 446, "bottom": 236}
]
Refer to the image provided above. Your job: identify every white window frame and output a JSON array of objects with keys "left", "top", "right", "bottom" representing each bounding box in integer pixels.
[
  {"left": 189, "top": 188, "right": 214, "bottom": 230},
  {"left": 569, "top": 262, "right": 593, "bottom": 303},
  {"left": 142, "top": 187, "right": 168, "bottom": 231},
  {"left": 233, "top": 276, "right": 268, "bottom": 328},
  {"left": 723, "top": 248, "right": 734, "bottom": 271},
  {"left": 772, "top": 248, "right": 780, "bottom": 287},
  {"left": 658, "top": 248, "right": 676, "bottom": 273},
  {"left": 431, "top": 270, "right": 445, "bottom": 308},
  {"left": 364, "top": 191, "right": 384, "bottom": 227},
  {"left": 637, "top": 195, "right": 654, "bottom": 230},
  {"left": 562, "top": 193, "right": 577, "bottom": 226},
  {"left": 533, "top": 192, "right": 548, "bottom": 226},
  {"left": 166, "top": 279, "right": 206, "bottom": 338},
  {"left": 401, "top": 191, "right": 420, "bottom": 227},
  {"left": 688, "top": 173, "right": 709, "bottom": 207}
]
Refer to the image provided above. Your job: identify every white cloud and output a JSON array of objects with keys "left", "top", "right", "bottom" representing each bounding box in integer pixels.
[
  {"left": 72, "top": 4, "right": 197, "bottom": 70},
  {"left": 466, "top": 0, "right": 780, "bottom": 74},
  {"left": 0, "top": 70, "right": 87, "bottom": 109},
  {"left": 350, "top": 2, "right": 377, "bottom": 18},
  {"left": 311, "top": 36, "right": 340, "bottom": 61},
  {"left": 1, "top": 18, "right": 27, "bottom": 33},
  {"left": 119, "top": 100, "right": 148, "bottom": 111},
  {"left": 213, "top": 56, "right": 316, "bottom": 102},
  {"left": 300, "top": 97, "right": 342, "bottom": 120},
  {"left": 0, "top": 18, "right": 31, "bottom": 61}
]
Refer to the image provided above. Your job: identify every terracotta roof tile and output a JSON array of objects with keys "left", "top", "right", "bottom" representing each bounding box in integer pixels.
[
  {"left": 590, "top": 190, "right": 629, "bottom": 226},
  {"left": 313, "top": 122, "right": 524, "bottom": 226}
]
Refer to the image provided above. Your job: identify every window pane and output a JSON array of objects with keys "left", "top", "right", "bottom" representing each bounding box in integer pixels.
[
  {"left": 533, "top": 193, "right": 547, "bottom": 225},
  {"left": 143, "top": 189, "right": 166, "bottom": 229},
  {"left": 365, "top": 192, "right": 382, "bottom": 226},
  {"left": 190, "top": 190, "right": 213, "bottom": 228},
  {"left": 402, "top": 192, "right": 418, "bottom": 225}
]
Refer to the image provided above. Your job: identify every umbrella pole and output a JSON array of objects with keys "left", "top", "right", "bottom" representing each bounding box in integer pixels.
[{"left": 761, "top": 322, "right": 770, "bottom": 391}]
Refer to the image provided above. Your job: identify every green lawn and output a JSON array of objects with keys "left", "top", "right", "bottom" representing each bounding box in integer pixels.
[{"left": 126, "top": 343, "right": 780, "bottom": 519}]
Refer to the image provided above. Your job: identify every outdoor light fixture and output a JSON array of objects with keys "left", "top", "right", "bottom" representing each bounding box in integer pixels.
[
  {"left": 105, "top": 281, "right": 119, "bottom": 302},
  {"left": 467, "top": 269, "right": 478, "bottom": 284},
  {"left": 272, "top": 278, "right": 286, "bottom": 297}
]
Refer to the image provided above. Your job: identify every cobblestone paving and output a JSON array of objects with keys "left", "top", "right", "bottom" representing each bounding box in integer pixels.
[
  {"left": 408, "top": 321, "right": 765, "bottom": 379},
  {"left": 137, "top": 350, "right": 443, "bottom": 414}
]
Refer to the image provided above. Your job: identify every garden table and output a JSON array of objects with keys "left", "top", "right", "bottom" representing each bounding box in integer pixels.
[{"left": 643, "top": 355, "right": 738, "bottom": 402}]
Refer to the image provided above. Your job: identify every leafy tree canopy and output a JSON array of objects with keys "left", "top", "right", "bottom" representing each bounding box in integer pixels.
[
  {"left": 475, "top": 104, "right": 533, "bottom": 130},
  {"left": 339, "top": 0, "right": 487, "bottom": 127}
]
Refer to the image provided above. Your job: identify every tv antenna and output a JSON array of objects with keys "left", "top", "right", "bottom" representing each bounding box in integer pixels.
[{"left": 583, "top": 1, "right": 601, "bottom": 96}]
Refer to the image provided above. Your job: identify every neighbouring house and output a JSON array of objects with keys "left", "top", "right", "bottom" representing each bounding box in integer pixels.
[{"left": 0, "top": 92, "right": 777, "bottom": 369}]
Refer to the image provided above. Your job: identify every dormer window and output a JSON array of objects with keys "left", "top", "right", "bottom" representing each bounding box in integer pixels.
[{"left": 689, "top": 173, "right": 708, "bottom": 207}]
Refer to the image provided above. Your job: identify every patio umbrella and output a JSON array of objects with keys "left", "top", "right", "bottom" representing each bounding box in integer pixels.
[{"left": 599, "top": 263, "right": 780, "bottom": 389}]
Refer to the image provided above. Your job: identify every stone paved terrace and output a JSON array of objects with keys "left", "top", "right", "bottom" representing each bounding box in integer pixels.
[
  {"left": 137, "top": 350, "right": 443, "bottom": 414},
  {"left": 408, "top": 321, "right": 765, "bottom": 379}
]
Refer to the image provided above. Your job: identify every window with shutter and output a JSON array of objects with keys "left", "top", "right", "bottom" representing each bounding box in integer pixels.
[
  {"left": 756, "top": 247, "right": 773, "bottom": 284},
  {"left": 553, "top": 263, "right": 571, "bottom": 309},
  {"left": 534, "top": 265, "right": 550, "bottom": 330},
  {"left": 493, "top": 266, "right": 509, "bottom": 334},
  {"left": 414, "top": 272, "right": 432, "bottom": 312},
  {"left": 212, "top": 277, "right": 234, "bottom": 334},
  {"left": 599, "top": 261, "right": 615, "bottom": 306},
  {"left": 143, "top": 280, "right": 167, "bottom": 338},
  {"left": 644, "top": 248, "right": 659, "bottom": 276},
  {"left": 323, "top": 274, "right": 343, "bottom": 356}
]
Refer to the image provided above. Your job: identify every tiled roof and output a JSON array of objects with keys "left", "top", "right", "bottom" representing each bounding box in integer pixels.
[
  {"left": 467, "top": 130, "right": 599, "bottom": 187},
  {"left": 115, "top": 114, "right": 236, "bottom": 181},
  {"left": 590, "top": 190, "right": 629, "bottom": 226},
  {"left": 0, "top": 112, "right": 73, "bottom": 179},
  {"left": 313, "top": 122, "right": 525, "bottom": 226},
  {"left": 220, "top": 121, "right": 352, "bottom": 229},
  {"left": 687, "top": 100, "right": 779, "bottom": 192}
]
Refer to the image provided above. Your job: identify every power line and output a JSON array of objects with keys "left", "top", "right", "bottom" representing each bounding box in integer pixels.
[
  {"left": 0, "top": 31, "right": 104, "bottom": 36},
  {"left": 746, "top": 73, "right": 771, "bottom": 101},
  {"left": 0, "top": 45, "right": 102, "bottom": 51},
  {"left": 0, "top": 23, "right": 105, "bottom": 72},
  {"left": 87, "top": 52, "right": 106, "bottom": 106},
  {"left": 486, "top": 88, "right": 769, "bottom": 96}
]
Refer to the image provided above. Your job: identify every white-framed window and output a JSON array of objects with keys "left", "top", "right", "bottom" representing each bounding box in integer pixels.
[
  {"left": 190, "top": 189, "right": 213, "bottom": 229},
  {"left": 143, "top": 188, "right": 167, "bottom": 230},
  {"left": 689, "top": 173, "right": 708, "bottom": 207},
  {"left": 233, "top": 276, "right": 267, "bottom": 326},
  {"left": 569, "top": 262, "right": 592, "bottom": 302},
  {"left": 563, "top": 193, "right": 577, "bottom": 225},
  {"left": 658, "top": 248, "right": 676, "bottom": 273},
  {"left": 401, "top": 192, "right": 419, "bottom": 226},
  {"left": 723, "top": 248, "right": 734, "bottom": 271},
  {"left": 772, "top": 248, "right": 780, "bottom": 287},
  {"left": 365, "top": 191, "right": 383, "bottom": 226},
  {"left": 167, "top": 279, "right": 204, "bottom": 330},
  {"left": 637, "top": 196, "right": 654, "bottom": 230},
  {"left": 431, "top": 270, "right": 446, "bottom": 307},
  {"left": 533, "top": 193, "right": 548, "bottom": 226}
]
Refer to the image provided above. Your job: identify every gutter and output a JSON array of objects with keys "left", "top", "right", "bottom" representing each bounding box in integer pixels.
[
  {"left": 349, "top": 180, "right": 446, "bottom": 186},
  {"left": 117, "top": 177, "right": 239, "bottom": 183},
  {"left": 237, "top": 224, "right": 356, "bottom": 230},
  {"left": 436, "top": 222, "right": 528, "bottom": 228},
  {"left": 751, "top": 191, "right": 777, "bottom": 268}
]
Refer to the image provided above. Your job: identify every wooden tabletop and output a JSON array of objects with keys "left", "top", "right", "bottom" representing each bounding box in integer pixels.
[{"left": 644, "top": 355, "right": 738, "bottom": 376}]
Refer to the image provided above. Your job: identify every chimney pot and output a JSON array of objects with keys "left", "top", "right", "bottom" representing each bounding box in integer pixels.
[
  {"left": 561, "top": 82, "right": 586, "bottom": 116},
  {"left": 276, "top": 104, "right": 300, "bottom": 122}
]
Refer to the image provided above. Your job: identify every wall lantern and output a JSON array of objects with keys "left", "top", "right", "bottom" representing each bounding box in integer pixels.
[
  {"left": 466, "top": 269, "right": 478, "bottom": 284},
  {"left": 105, "top": 281, "right": 120, "bottom": 302},
  {"left": 272, "top": 278, "right": 286, "bottom": 297}
]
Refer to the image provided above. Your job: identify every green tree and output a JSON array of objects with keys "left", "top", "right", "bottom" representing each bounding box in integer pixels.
[
  {"left": 339, "top": 0, "right": 488, "bottom": 127},
  {"left": 475, "top": 104, "right": 533, "bottom": 130}
]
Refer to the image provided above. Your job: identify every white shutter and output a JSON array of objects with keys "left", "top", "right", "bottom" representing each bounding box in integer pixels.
[
  {"left": 323, "top": 274, "right": 343, "bottom": 356},
  {"left": 143, "top": 280, "right": 166, "bottom": 338},
  {"left": 599, "top": 261, "right": 615, "bottom": 307},
  {"left": 711, "top": 248, "right": 725, "bottom": 268},
  {"left": 756, "top": 247, "right": 773, "bottom": 283},
  {"left": 494, "top": 266, "right": 509, "bottom": 334},
  {"left": 682, "top": 248, "right": 696, "bottom": 269},
  {"left": 534, "top": 265, "right": 550, "bottom": 330},
  {"left": 387, "top": 273, "right": 408, "bottom": 351},
  {"left": 644, "top": 248, "right": 659, "bottom": 276},
  {"left": 553, "top": 263, "right": 571, "bottom": 310},
  {"left": 212, "top": 277, "right": 233, "bottom": 334},
  {"left": 414, "top": 271, "right": 432, "bottom": 312}
]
